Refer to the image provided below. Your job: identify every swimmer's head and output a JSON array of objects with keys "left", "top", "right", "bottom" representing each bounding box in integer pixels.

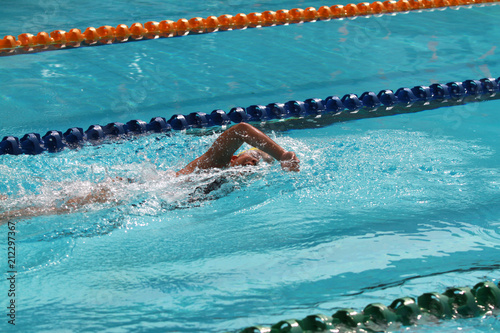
[{"left": 230, "top": 148, "right": 274, "bottom": 167}]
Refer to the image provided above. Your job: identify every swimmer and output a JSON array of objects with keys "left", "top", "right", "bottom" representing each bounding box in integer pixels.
[
  {"left": 0, "top": 123, "right": 299, "bottom": 224},
  {"left": 177, "top": 123, "right": 300, "bottom": 175}
]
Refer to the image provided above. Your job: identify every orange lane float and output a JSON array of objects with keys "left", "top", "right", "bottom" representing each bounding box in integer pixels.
[
  {"left": 50, "top": 30, "right": 67, "bottom": 48},
  {"left": 345, "top": 3, "right": 360, "bottom": 16},
  {"left": 159, "top": 20, "right": 175, "bottom": 38},
  {"left": 330, "top": 5, "right": 347, "bottom": 18},
  {"left": 205, "top": 16, "right": 220, "bottom": 33},
  {"left": 317, "top": 6, "right": 333, "bottom": 20},
  {"left": 34, "top": 32, "right": 53, "bottom": 49},
  {"left": 115, "top": 24, "right": 131, "bottom": 42},
  {"left": 144, "top": 21, "right": 161, "bottom": 38},
  {"left": 1, "top": 0, "right": 498, "bottom": 55},
  {"left": 275, "top": 9, "right": 291, "bottom": 25},
  {"left": 174, "top": 19, "right": 191, "bottom": 37},
  {"left": 18, "top": 33, "right": 36, "bottom": 51},
  {"left": 261, "top": 11, "right": 277, "bottom": 26},
  {"left": 357, "top": 2, "right": 374, "bottom": 15},
  {"left": 66, "top": 28, "right": 84, "bottom": 47},
  {"left": 408, "top": 0, "right": 424, "bottom": 9},
  {"left": 130, "top": 23, "right": 147, "bottom": 40},
  {"left": 0, "top": 36, "right": 18, "bottom": 53},
  {"left": 188, "top": 17, "right": 206, "bottom": 34},
  {"left": 396, "top": 0, "right": 413, "bottom": 11},
  {"left": 434, "top": 0, "right": 450, "bottom": 6},
  {"left": 96, "top": 26, "right": 115, "bottom": 44},
  {"left": 289, "top": 8, "right": 305, "bottom": 24},
  {"left": 217, "top": 14, "right": 234, "bottom": 31},
  {"left": 370, "top": 1, "right": 387, "bottom": 13},
  {"left": 304, "top": 7, "right": 319, "bottom": 22},
  {"left": 247, "top": 12, "right": 263, "bottom": 28},
  {"left": 83, "top": 27, "right": 99, "bottom": 45},
  {"left": 233, "top": 13, "right": 250, "bottom": 30},
  {"left": 421, "top": 0, "right": 437, "bottom": 8}
]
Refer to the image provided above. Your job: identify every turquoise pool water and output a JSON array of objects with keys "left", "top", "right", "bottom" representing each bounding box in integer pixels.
[{"left": 1, "top": 1, "right": 500, "bottom": 332}]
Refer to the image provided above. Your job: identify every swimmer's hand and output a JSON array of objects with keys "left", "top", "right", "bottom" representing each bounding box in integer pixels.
[{"left": 280, "top": 151, "right": 300, "bottom": 172}]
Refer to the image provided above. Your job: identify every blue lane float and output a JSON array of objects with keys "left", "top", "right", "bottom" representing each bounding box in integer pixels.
[{"left": 1, "top": 76, "right": 500, "bottom": 156}]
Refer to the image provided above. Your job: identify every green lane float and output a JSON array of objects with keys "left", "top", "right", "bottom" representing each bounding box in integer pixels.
[{"left": 225, "top": 280, "right": 500, "bottom": 332}]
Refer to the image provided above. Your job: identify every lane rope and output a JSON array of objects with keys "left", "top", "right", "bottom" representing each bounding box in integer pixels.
[
  {"left": 1, "top": 76, "right": 499, "bottom": 156},
  {"left": 0, "top": 0, "right": 498, "bottom": 56},
  {"left": 224, "top": 280, "right": 500, "bottom": 333}
]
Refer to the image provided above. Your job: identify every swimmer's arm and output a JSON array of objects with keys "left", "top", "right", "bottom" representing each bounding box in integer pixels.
[
  {"left": 0, "top": 206, "right": 61, "bottom": 225},
  {"left": 0, "top": 187, "right": 113, "bottom": 225},
  {"left": 177, "top": 123, "right": 299, "bottom": 175}
]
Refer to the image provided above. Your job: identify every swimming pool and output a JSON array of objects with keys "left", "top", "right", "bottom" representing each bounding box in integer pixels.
[{"left": 1, "top": 1, "right": 500, "bottom": 332}]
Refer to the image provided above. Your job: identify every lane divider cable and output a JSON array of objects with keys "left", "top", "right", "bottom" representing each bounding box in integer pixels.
[
  {"left": 1, "top": 0, "right": 497, "bottom": 56},
  {"left": 1, "top": 76, "right": 498, "bottom": 155}
]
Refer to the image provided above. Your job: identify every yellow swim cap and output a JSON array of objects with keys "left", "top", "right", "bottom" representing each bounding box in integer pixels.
[{"left": 236, "top": 147, "right": 260, "bottom": 157}]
